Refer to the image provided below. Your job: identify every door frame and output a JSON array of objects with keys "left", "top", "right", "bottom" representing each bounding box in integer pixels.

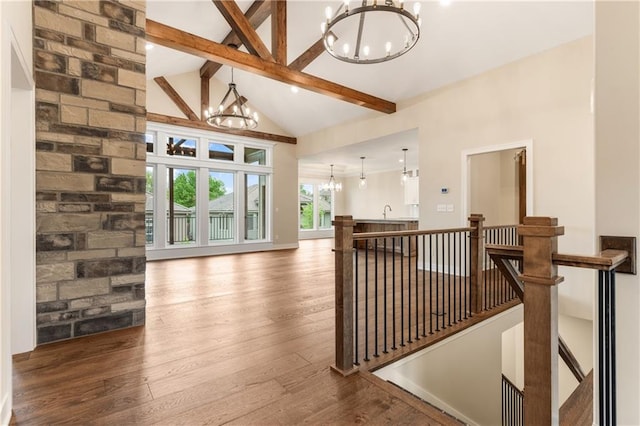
[{"left": 460, "top": 139, "right": 533, "bottom": 224}]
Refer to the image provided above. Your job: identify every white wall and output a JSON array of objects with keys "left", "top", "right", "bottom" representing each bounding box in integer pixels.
[
  {"left": 376, "top": 306, "right": 523, "bottom": 425},
  {"left": 594, "top": 3, "right": 640, "bottom": 424},
  {"left": 1, "top": 0, "right": 34, "bottom": 423},
  {"left": 338, "top": 169, "right": 419, "bottom": 220}
]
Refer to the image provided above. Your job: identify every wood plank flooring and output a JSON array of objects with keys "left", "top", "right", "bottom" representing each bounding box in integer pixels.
[{"left": 12, "top": 239, "right": 464, "bottom": 425}]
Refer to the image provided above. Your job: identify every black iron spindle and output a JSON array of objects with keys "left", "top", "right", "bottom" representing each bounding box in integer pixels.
[
  {"left": 383, "top": 237, "right": 388, "bottom": 354},
  {"left": 429, "top": 234, "right": 434, "bottom": 334},
  {"left": 374, "top": 239, "right": 379, "bottom": 357},
  {"left": 400, "top": 237, "right": 405, "bottom": 346},
  {"left": 392, "top": 237, "right": 397, "bottom": 350},
  {"left": 364, "top": 243, "right": 369, "bottom": 361},
  {"left": 354, "top": 248, "right": 359, "bottom": 365},
  {"left": 415, "top": 235, "right": 419, "bottom": 340},
  {"left": 407, "top": 237, "right": 412, "bottom": 343},
  {"left": 422, "top": 235, "right": 427, "bottom": 337}
]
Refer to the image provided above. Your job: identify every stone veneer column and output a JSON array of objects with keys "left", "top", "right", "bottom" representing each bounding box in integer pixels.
[{"left": 33, "top": 0, "right": 146, "bottom": 344}]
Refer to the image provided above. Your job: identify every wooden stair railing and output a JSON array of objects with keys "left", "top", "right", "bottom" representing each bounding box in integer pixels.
[
  {"left": 486, "top": 244, "right": 586, "bottom": 384},
  {"left": 501, "top": 217, "right": 631, "bottom": 425}
]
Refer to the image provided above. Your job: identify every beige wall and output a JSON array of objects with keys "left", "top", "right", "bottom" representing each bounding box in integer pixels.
[{"left": 595, "top": 2, "right": 640, "bottom": 424}]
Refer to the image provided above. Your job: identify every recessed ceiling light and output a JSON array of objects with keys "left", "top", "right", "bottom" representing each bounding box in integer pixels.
[
  {"left": 290, "top": 86, "right": 299, "bottom": 94},
  {"left": 440, "top": 0, "right": 451, "bottom": 6},
  {"left": 145, "top": 43, "right": 154, "bottom": 50}
]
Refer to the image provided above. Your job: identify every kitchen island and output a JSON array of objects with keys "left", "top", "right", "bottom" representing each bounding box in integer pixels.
[{"left": 353, "top": 218, "right": 419, "bottom": 256}]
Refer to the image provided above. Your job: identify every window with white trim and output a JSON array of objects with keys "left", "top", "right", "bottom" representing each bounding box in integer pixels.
[{"left": 146, "top": 123, "right": 273, "bottom": 257}]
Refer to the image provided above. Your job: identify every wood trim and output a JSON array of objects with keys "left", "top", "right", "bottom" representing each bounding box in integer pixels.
[
  {"left": 147, "top": 112, "right": 297, "bottom": 144},
  {"left": 552, "top": 249, "right": 629, "bottom": 271},
  {"left": 153, "top": 77, "right": 199, "bottom": 121},
  {"left": 200, "top": 0, "right": 272, "bottom": 79},
  {"left": 271, "top": 0, "right": 287, "bottom": 65},
  {"left": 213, "top": 0, "right": 274, "bottom": 62},
  {"left": 147, "top": 19, "right": 396, "bottom": 114},
  {"left": 200, "top": 76, "right": 209, "bottom": 121},
  {"left": 288, "top": 33, "right": 335, "bottom": 72}
]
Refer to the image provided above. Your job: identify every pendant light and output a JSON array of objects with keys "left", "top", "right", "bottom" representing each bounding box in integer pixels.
[
  {"left": 324, "top": 164, "right": 342, "bottom": 192},
  {"left": 401, "top": 148, "right": 409, "bottom": 185},
  {"left": 359, "top": 156, "right": 367, "bottom": 189}
]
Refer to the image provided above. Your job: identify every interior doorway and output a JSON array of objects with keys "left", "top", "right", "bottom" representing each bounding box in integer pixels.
[{"left": 461, "top": 140, "right": 533, "bottom": 226}]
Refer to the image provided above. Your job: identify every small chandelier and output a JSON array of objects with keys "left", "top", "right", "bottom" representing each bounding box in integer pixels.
[
  {"left": 321, "top": 0, "right": 421, "bottom": 64},
  {"left": 323, "top": 164, "right": 342, "bottom": 192},
  {"left": 401, "top": 148, "right": 408, "bottom": 184},
  {"left": 205, "top": 68, "right": 258, "bottom": 129},
  {"left": 359, "top": 156, "right": 367, "bottom": 189}
]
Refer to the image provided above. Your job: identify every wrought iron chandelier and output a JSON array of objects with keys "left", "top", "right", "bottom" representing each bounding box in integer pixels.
[
  {"left": 321, "top": 0, "right": 421, "bottom": 64},
  {"left": 205, "top": 68, "right": 258, "bottom": 130}
]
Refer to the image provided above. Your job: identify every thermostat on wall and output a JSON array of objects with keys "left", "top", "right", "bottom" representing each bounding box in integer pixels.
[{"left": 441, "top": 188, "right": 449, "bottom": 194}]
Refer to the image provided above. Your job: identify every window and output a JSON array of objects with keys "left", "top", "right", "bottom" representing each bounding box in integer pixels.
[
  {"left": 209, "top": 142, "right": 234, "bottom": 161},
  {"left": 245, "top": 174, "right": 267, "bottom": 240},
  {"left": 167, "top": 168, "right": 197, "bottom": 245},
  {"left": 146, "top": 123, "right": 273, "bottom": 257},
  {"left": 209, "top": 170, "right": 234, "bottom": 242},
  {"left": 145, "top": 165, "right": 154, "bottom": 245},
  {"left": 299, "top": 182, "right": 333, "bottom": 231}
]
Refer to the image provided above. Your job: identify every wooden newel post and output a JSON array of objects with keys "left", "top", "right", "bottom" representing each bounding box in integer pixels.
[
  {"left": 331, "top": 215, "right": 357, "bottom": 376},
  {"left": 518, "top": 217, "right": 565, "bottom": 425},
  {"left": 469, "top": 214, "right": 485, "bottom": 314}
]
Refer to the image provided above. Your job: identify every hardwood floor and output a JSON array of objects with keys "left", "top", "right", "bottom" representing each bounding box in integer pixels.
[{"left": 12, "top": 239, "right": 463, "bottom": 425}]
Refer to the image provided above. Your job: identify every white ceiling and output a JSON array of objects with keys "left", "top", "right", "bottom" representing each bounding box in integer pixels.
[{"left": 146, "top": 0, "right": 594, "bottom": 174}]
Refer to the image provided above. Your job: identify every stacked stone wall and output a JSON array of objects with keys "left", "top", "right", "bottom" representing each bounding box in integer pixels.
[{"left": 33, "top": 0, "right": 146, "bottom": 343}]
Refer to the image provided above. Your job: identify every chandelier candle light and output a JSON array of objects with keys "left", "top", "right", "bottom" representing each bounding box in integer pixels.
[
  {"left": 205, "top": 68, "right": 259, "bottom": 130},
  {"left": 322, "top": 0, "right": 421, "bottom": 64}
]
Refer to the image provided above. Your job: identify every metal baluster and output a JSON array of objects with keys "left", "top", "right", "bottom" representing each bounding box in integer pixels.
[
  {"left": 422, "top": 235, "right": 427, "bottom": 337},
  {"left": 383, "top": 237, "right": 388, "bottom": 354},
  {"left": 435, "top": 234, "right": 440, "bottom": 332},
  {"left": 400, "top": 237, "right": 405, "bottom": 346},
  {"left": 407, "top": 236, "right": 412, "bottom": 343},
  {"left": 429, "top": 234, "right": 434, "bottom": 334},
  {"left": 453, "top": 231, "right": 457, "bottom": 323},
  {"left": 415, "top": 235, "right": 420, "bottom": 340},
  {"left": 448, "top": 232, "right": 452, "bottom": 327},
  {"left": 441, "top": 233, "right": 446, "bottom": 330},
  {"left": 364, "top": 243, "right": 369, "bottom": 361},
  {"left": 374, "top": 239, "right": 379, "bottom": 357},
  {"left": 354, "top": 248, "right": 359, "bottom": 365},
  {"left": 392, "top": 237, "right": 397, "bottom": 350}
]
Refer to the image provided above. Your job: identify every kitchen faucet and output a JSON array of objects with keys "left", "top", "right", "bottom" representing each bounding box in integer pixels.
[{"left": 383, "top": 204, "right": 392, "bottom": 220}]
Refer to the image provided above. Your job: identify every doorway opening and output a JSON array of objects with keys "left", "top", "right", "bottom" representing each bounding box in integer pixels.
[{"left": 461, "top": 140, "right": 533, "bottom": 225}]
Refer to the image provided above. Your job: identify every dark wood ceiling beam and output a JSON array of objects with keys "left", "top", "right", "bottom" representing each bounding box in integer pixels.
[
  {"left": 271, "top": 0, "right": 287, "bottom": 65},
  {"left": 288, "top": 32, "right": 335, "bottom": 72},
  {"left": 147, "top": 20, "right": 396, "bottom": 114},
  {"left": 200, "top": 0, "right": 272, "bottom": 79},
  {"left": 212, "top": 0, "right": 274, "bottom": 62},
  {"left": 200, "top": 76, "right": 209, "bottom": 120},
  {"left": 153, "top": 76, "right": 199, "bottom": 121},
  {"left": 148, "top": 112, "right": 297, "bottom": 145}
]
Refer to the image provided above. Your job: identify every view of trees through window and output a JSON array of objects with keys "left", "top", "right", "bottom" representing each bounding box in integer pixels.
[
  {"left": 299, "top": 183, "right": 332, "bottom": 231},
  {"left": 146, "top": 128, "right": 272, "bottom": 251}
]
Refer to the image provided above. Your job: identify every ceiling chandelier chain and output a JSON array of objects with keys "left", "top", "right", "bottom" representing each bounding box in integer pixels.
[
  {"left": 205, "top": 67, "right": 259, "bottom": 130},
  {"left": 322, "top": 0, "right": 421, "bottom": 64}
]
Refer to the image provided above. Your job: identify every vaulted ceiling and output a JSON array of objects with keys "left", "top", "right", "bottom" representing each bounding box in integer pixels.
[{"left": 146, "top": 0, "right": 593, "bottom": 172}]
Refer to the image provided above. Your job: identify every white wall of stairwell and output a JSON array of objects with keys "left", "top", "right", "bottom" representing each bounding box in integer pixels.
[{"left": 375, "top": 306, "right": 522, "bottom": 425}]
